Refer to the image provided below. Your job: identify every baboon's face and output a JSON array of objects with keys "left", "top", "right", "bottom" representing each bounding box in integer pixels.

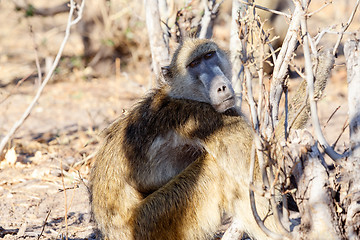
[
  {"left": 185, "top": 49, "right": 235, "bottom": 112},
  {"left": 165, "top": 40, "right": 235, "bottom": 113}
]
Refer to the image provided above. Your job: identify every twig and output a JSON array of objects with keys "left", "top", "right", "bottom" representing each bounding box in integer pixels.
[
  {"left": 198, "top": 0, "right": 223, "bottom": 39},
  {"left": 0, "top": 0, "right": 86, "bottom": 155},
  {"left": 332, "top": 119, "right": 348, "bottom": 149},
  {"left": 244, "top": 60, "right": 279, "bottom": 235},
  {"left": 267, "top": 163, "right": 291, "bottom": 237},
  {"left": 283, "top": 83, "right": 289, "bottom": 139},
  {"left": 281, "top": 156, "right": 291, "bottom": 227},
  {"left": 60, "top": 160, "right": 68, "bottom": 240},
  {"left": 265, "top": 37, "right": 279, "bottom": 66},
  {"left": 256, "top": 15, "right": 276, "bottom": 126},
  {"left": 249, "top": 138, "right": 286, "bottom": 240},
  {"left": 245, "top": 58, "right": 286, "bottom": 235},
  {"left": 245, "top": 67, "right": 259, "bottom": 131},
  {"left": 314, "top": 24, "right": 337, "bottom": 46},
  {"left": 37, "top": 210, "right": 51, "bottom": 240},
  {"left": 78, "top": 170, "right": 91, "bottom": 194},
  {"left": 257, "top": 43, "right": 265, "bottom": 125},
  {"left": 58, "top": 185, "right": 79, "bottom": 192},
  {"left": 230, "top": 0, "right": 247, "bottom": 112},
  {"left": 299, "top": 4, "right": 343, "bottom": 161},
  {"left": 308, "top": 32, "right": 318, "bottom": 56},
  {"left": 0, "top": 72, "right": 33, "bottom": 105},
  {"left": 73, "top": 151, "right": 96, "bottom": 168},
  {"left": 29, "top": 25, "right": 42, "bottom": 87},
  {"left": 239, "top": 0, "right": 291, "bottom": 18},
  {"left": 289, "top": 62, "right": 306, "bottom": 79},
  {"left": 332, "top": 0, "right": 360, "bottom": 56},
  {"left": 324, "top": 105, "right": 341, "bottom": 127},
  {"left": 268, "top": 2, "right": 301, "bottom": 129},
  {"left": 307, "top": 1, "right": 332, "bottom": 18},
  {"left": 252, "top": 6, "right": 278, "bottom": 65}
]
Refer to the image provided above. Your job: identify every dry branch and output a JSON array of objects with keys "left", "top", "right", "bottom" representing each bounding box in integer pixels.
[
  {"left": 249, "top": 137, "right": 288, "bottom": 240},
  {"left": 245, "top": 59, "right": 291, "bottom": 238},
  {"left": 299, "top": 3, "right": 343, "bottom": 161},
  {"left": 268, "top": 1, "right": 301, "bottom": 129},
  {"left": 332, "top": 0, "right": 360, "bottom": 56},
  {"left": 145, "top": 0, "right": 170, "bottom": 83},
  {"left": 275, "top": 49, "right": 334, "bottom": 142},
  {"left": 229, "top": 0, "right": 246, "bottom": 112},
  {"left": 198, "top": 0, "right": 222, "bottom": 39},
  {"left": 158, "top": 0, "right": 170, "bottom": 49},
  {"left": 245, "top": 63, "right": 259, "bottom": 131},
  {"left": 0, "top": 0, "right": 86, "bottom": 155},
  {"left": 285, "top": 130, "right": 341, "bottom": 239},
  {"left": 239, "top": 0, "right": 291, "bottom": 18},
  {"left": 37, "top": 210, "right": 51, "bottom": 240}
]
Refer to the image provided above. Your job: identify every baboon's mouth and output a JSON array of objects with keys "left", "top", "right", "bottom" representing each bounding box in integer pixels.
[{"left": 214, "top": 96, "right": 236, "bottom": 112}]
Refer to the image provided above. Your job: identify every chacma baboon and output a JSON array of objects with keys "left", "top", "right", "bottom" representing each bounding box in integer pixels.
[{"left": 89, "top": 38, "right": 329, "bottom": 240}]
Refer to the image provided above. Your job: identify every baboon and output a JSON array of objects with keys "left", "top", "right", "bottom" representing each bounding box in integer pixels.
[{"left": 89, "top": 38, "right": 329, "bottom": 240}]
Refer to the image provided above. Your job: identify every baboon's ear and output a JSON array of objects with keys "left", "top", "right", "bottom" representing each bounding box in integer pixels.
[
  {"left": 161, "top": 66, "right": 172, "bottom": 82},
  {"left": 161, "top": 66, "right": 172, "bottom": 83}
]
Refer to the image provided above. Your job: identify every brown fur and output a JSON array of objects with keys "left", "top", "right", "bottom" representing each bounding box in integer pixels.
[
  {"left": 90, "top": 87, "right": 272, "bottom": 239},
  {"left": 89, "top": 38, "right": 330, "bottom": 239},
  {"left": 89, "top": 39, "right": 274, "bottom": 239}
]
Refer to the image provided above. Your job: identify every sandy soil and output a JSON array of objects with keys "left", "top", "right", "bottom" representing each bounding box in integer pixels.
[
  {"left": 0, "top": 0, "right": 358, "bottom": 239},
  {"left": 0, "top": 76, "right": 146, "bottom": 239}
]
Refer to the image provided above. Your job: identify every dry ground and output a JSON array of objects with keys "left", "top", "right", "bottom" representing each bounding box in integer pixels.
[{"left": 0, "top": 0, "right": 358, "bottom": 239}]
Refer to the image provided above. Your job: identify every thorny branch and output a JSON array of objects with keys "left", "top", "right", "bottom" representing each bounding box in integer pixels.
[
  {"left": 299, "top": 1, "right": 343, "bottom": 161},
  {"left": 249, "top": 139, "right": 288, "bottom": 240},
  {"left": 0, "top": 0, "right": 86, "bottom": 155},
  {"left": 231, "top": 0, "right": 360, "bottom": 238},
  {"left": 307, "top": 1, "right": 331, "bottom": 17},
  {"left": 332, "top": 0, "right": 360, "bottom": 56},
  {"left": 239, "top": 7, "right": 291, "bottom": 236},
  {"left": 240, "top": 0, "right": 291, "bottom": 18},
  {"left": 268, "top": 1, "right": 301, "bottom": 130},
  {"left": 313, "top": 0, "right": 359, "bottom": 53}
]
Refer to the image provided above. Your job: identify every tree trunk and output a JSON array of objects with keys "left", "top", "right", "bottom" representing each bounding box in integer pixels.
[
  {"left": 145, "top": 0, "right": 170, "bottom": 85},
  {"left": 341, "top": 39, "right": 360, "bottom": 240},
  {"left": 229, "top": 0, "right": 246, "bottom": 112}
]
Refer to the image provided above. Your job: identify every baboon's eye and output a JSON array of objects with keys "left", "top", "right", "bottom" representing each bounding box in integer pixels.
[
  {"left": 188, "top": 58, "right": 201, "bottom": 68},
  {"left": 204, "top": 51, "right": 215, "bottom": 60}
]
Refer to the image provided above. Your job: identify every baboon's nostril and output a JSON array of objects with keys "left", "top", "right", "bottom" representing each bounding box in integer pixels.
[{"left": 218, "top": 85, "right": 226, "bottom": 93}]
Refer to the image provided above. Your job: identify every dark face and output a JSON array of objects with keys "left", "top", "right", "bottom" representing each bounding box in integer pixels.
[{"left": 186, "top": 50, "right": 235, "bottom": 113}]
